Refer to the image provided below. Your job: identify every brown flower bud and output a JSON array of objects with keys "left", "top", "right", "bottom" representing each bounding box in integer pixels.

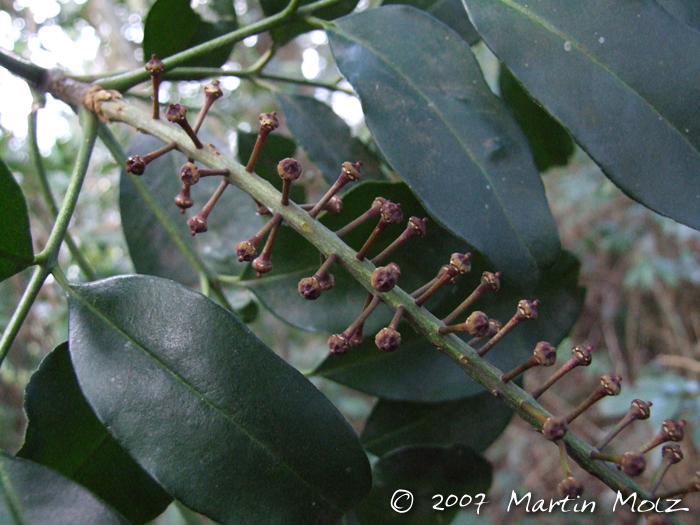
[
  {"left": 464, "top": 311, "right": 490, "bottom": 337},
  {"left": 298, "top": 277, "right": 322, "bottom": 300},
  {"left": 126, "top": 155, "right": 146, "bottom": 175},
  {"left": 371, "top": 263, "right": 401, "bottom": 292},
  {"left": 145, "top": 54, "right": 165, "bottom": 75},
  {"left": 380, "top": 201, "right": 403, "bottom": 224},
  {"left": 325, "top": 195, "right": 343, "bottom": 215},
  {"left": 277, "top": 158, "right": 303, "bottom": 181},
  {"left": 341, "top": 161, "right": 362, "bottom": 181},
  {"left": 534, "top": 341, "right": 557, "bottom": 366},
  {"left": 174, "top": 191, "right": 194, "bottom": 212},
  {"left": 621, "top": 451, "right": 646, "bottom": 477},
  {"left": 557, "top": 477, "right": 584, "bottom": 499},
  {"left": 348, "top": 330, "right": 364, "bottom": 348},
  {"left": 408, "top": 216, "right": 428, "bottom": 236},
  {"left": 375, "top": 327, "right": 401, "bottom": 352},
  {"left": 259, "top": 112, "right": 279, "bottom": 132},
  {"left": 318, "top": 273, "right": 335, "bottom": 291},
  {"left": 180, "top": 162, "right": 200, "bottom": 185},
  {"left": 166, "top": 103, "right": 187, "bottom": 123},
  {"left": 187, "top": 215, "right": 207, "bottom": 236},
  {"left": 542, "top": 416, "right": 568, "bottom": 441},
  {"left": 517, "top": 299, "right": 539, "bottom": 320},
  {"left": 251, "top": 256, "right": 273, "bottom": 275},
  {"left": 235, "top": 241, "right": 257, "bottom": 262},
  {"left": 328, "top": 334, "right": 350, "bottom": 355},
  {"left": 204, "top": 81, "right": 223, "bottom": 101},
  {"left": 450, "top": 252, "right": 471, "bottom": 275}
]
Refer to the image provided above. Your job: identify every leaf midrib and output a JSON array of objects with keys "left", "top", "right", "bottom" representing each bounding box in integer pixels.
[
  {"left": 0, "top": 460, "right": 27, "bottom": 525},
  {"left": 68, "top": 286, "right": 344, "bottom": 514}
]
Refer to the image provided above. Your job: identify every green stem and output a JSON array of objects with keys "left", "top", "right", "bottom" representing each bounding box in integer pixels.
[
  {"left": 36, "top": 108, "right": 98, "bottom": 266},
  {"left": 0, "top": 48, "right": 44, "bottom": 85},
  {"left": 95, "top": 124, "right": 234, "bottom": 312},
  {"left": 28, "top": 104, "right": 97, "bottom": 280},
  {"left": 99, "top": 0, "right": 307, "bottom": 92},
  {"left": 0, "top": 266, "right": 50, "bottom": 368},
  {"left": 98, "top": 96, "right": 678, "bottom": 518}
]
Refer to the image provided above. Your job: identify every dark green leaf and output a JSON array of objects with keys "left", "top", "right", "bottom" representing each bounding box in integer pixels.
[
  {"left": 17, "top": 343, "right": 172, "bottom": 525},
  {"left": 355, "top": 445, "right": 492, "bottom": 525},
  {"left": 499, "top": 67, "right": 574, "bottom": 172},
  {"left": 261, "top": 0, "right": 359, "bottom": 44},
  {"left": 384, "top": 0, "right": 481, "bottom": 44},
  {"left": 68, "top": 275, "right": 371, "bottom": 524},
  {"left": 361, "top": 392, "right": 513, "bottom": 456},
  {"left": 0, "top": 453, "right": 128, "bottom": 525},
  {"left": 0, "top": 157, "right": 33, "bottom": 282},
  {"left": 236, "top": 131, "right": 305, "bottom": 202},
  {"left": 276, "top": 94, "right": 384, "bottom": 184},
  {"left": 327, "top": 6, "right": 561, "bottom": 286},
  {"left": 120, "top": 133, "right": 262, "bottom": 285},
  {"left": 464, "top": 0, "right": 700, "bottom": 231},
  {"left": 243, "top": 181, "right": 490, "bottom": 334},
  {"left": 313, "top": 249, "right": 584, "bottom": 401},
  {"left": 143, "top": 0, "right": 236, "bottom": 68}
]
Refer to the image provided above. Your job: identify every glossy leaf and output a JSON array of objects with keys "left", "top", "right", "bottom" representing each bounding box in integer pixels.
[
  {"left": 327, "top": 6, "right": 561, "bottom": 286},
  {"left": 0, "top": 156, "right": 33, "bottom": 283},
  {"left": 354, "top": 445, "right": 492, "bottom": 525},
  {"left": 143, "top": 0, "right": 236, "bottom": 68},
  {"left": 18, "top": 343, "right": 172, "bottom": 525},
  {"left": 120, "top": 134, "right": 262, "bottom": 285},
  {"left": 276, "top": 94, "right": 384, "bottom": 184},
  {"left": 68, "top": 275, "right": 371, "bottom": 524},
  {"left": 261, "top": 0, "right": 359, "bottom": 44},
  {"left": 499, "top": 67, "right": 574, "bottom": 172},
  {"left": 384, "top": 0, "right": 481, "bottom": 44},
  {"left": 361, "top": 392, "right": 513, "bottom": 456},
  {"left": 313, "top": 249, "right": 584, "bottom": 402},
  {"left": 236, "top": 131, "right": 306, "bottom": 203},
  {"left": 464, "top": 0, "right": 700, "bottom": 231},
  {"left": 0, "top": 453, "right": 128, "bottom": 525},
  {"left": 243, "top": 181, "right": 491, "bottom": 334}
]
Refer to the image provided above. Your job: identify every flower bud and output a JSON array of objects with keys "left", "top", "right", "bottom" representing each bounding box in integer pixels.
[
  {"left": 375, "top": 328, "right": 401, "bottom": 352},
  {"left": 235, "top": 241, "right": 257, "bottom": 262},
  {"left": 187, "top": 215, "right": 207, "bottom": 236},
  {"left": 180, "top": 162, "right": 200, "bottom": 185},
  {"left": 277, "top": 157, "right": 303, "bottom": 181},
  {"left": 126, "top": 155, "right": 146, "bottom": 175},
  {"left": 298, "top": 277, "right": 322, "bottom": 300}
]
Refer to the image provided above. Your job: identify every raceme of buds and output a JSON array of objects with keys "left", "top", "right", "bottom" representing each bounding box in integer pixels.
[
  {"left": 145, "top": 54, "right": 165, "bottom": 119},
  {"left": 442, "top": 271, "right": 501, "bottom": 326},
  {"left": 126, "top": 142, "right": 177, "bottom": 176},
  {"left": 639, "top": 419, "right": 687, "bottom": 454},
  {"left": 565, "top": 374, "right": 622, "bottom": 424},
  {"left": 310, "top": 161, "right": 362, "bottom": 218},
  {"left": 277, "top": 157, "right": 302, "bottom": 206},
  {"left": 500, "top": 341, "right": 556, "bottom": 383},
  {"left": 531, "top": 345, "right": 593, "bottom": 399},
  {"left": 187, "top": 180, "right": 229, "bottom": 236},
  {"left": 477, "top": 299, "right": 539, "bottom": 356},
  {"left": 166, "top": 103, "right": 203, "bottom": 149},
  {"left": 595, "top": 399, "right": 652, "bottom": 451},
  {"left": 328, "top": 295, "right": 382, "bottom": 354},
  {"left": 298, "top": 254, "right": 337, "bottom": 300},
  {"left": 371, "top": 216, "right": 428, "bottom": 265},
  {"left": 414, "top": 253, "right": 471, "bottom": 306},
  {"left": 356, "top": 200, "right": 404, "bottom": 261},
  {"left": 235, "top": 215, "right": 283, "bottom": 262},
  {"left": 251, "top": 214, "right": 282, "bottom": 277}
]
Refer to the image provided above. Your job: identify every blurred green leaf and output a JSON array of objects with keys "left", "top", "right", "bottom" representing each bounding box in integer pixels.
[
  {"left": 18, "top": 342, "right": 172, "bottom": 525},
  {"left": 143, "top": 0, "right": 236, "bottom": 68},
  {"left": 261, "top": 0, "right": 359, "bottom": 44},
  {"left": 0, "top": 453, "right": 128, "bottom": 525},
  {"left": 499, "top": 67, "right": 574, "bottom": 172},
  {"left": 656, "top": 0, "right": 700, "bottom": 31},
  {"left": 68, "top": 275, "right": 371, "bottom": 524},
  {"left": 384, "top": 0, "right": 481, "bottom": 44},
  {"left": 0, "top": 156, "right": 33, "bottom": 283},
  {"left": 354, "top": 445, "right": 492, "bottom": 525},
  {"left": 328, "top": 6, "right": 561, "bottom": 286},
  {"left": 361, "top": 392, "right": 514, "bottom": 456},
  {"left": 465, "top": 0, "right": 700, "bottom": 232},
  {"left": 276, "top": 94, "right": 384, "bottom": 184}
]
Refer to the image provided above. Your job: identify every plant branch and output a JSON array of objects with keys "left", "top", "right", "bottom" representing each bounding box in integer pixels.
[
  {"left": 28, "top": 103, "right": 97, "bottom": 280},
  {"left": 98, "top": 97, "right": 681, "bottom": 520},
  {"left": 0, "top": 266, "right": 50, "bottom": 368},
  {"left": 35, "top": 108, "right": 98, "bottom": 266},
  {"left": 0, "top": 48, "right": 44, "bottom": 85},
  {"left": 98, "top": 0, "right": 309, "bottom": 92}
]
